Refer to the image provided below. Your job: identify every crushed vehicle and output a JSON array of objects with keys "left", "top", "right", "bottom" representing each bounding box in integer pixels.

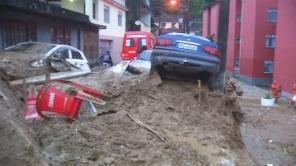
[
  {"left": 0, "top": 42, "right": 90, "bottom": 80},
  {"left": 152, "top": 32, "right": 222, "bottom": 89}
]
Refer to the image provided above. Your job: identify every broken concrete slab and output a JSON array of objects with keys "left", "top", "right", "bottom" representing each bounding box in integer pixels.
[{"left": 9, "top": 69, "right": 91, "bottom": 86}]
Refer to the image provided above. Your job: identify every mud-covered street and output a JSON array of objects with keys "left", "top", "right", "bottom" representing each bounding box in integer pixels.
[{"left": 0, "top": 70, "right": 256, "bottom": 165}]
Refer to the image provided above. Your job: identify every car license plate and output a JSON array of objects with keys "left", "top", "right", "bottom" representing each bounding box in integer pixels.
[{"left": 177, "top": 43, "right": 198, "bottom": 51}]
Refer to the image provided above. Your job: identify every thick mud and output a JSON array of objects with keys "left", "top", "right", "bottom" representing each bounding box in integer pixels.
[{"left": 0, "top": 72, "right": 254, "bottom": 165}]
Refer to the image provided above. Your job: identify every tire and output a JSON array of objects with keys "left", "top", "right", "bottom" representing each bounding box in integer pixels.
[
  {"left": 207, "top": 72, "right": 225, "bottom": 91},
  {"left": 157, "top": 66, "right": 167, "bottom": 79}
]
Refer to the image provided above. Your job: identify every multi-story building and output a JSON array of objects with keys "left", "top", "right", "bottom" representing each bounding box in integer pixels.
[
  {"left": 226, "top": 0, "right": 241, "bottom": 76},
  {"left": 236, "top": 0, "right": 277, "bottom": 86},
  {"left": 273, "top": 0, "right": 296, "bottom": 95},
  {"left": 204, "top": 0, "right": 296, "bottom": 95},
  {"left": 202, "top": 1, "right": 220, "bottom": 39},
  {"left": 204, "top": 0, "right": 278, "bottom": 86},
  {"left": 97, "top": 0, "right": 127, "bottom": 63},
  {"left": 226, "top": 0, "right": 278, "bottom": 85},
  {"left": 0, "top": 0, "right": 105, "bottom": 63},
  {"left": 50, "top": 0, "right": 127, "bottom": 64}
]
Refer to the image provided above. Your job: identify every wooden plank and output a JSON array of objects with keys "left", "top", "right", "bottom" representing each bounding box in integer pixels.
[{"left": 10, "top": 69, "right": 90, "bottom": 86}]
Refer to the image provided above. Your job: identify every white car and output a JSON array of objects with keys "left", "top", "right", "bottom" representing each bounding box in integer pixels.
[
  {"left": 0, "top": 42, "right": 90, "bottom": 79},
  {"left": 4, "top": 42, "right": 90, "bottom": 71},
  {"left": 128, "top": 50, "right": 152, "bottom": 73}
]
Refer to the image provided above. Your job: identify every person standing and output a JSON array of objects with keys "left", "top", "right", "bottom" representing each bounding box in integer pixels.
[
  {"left": 100, "top": 51, "right": 113, "bottom": 67},
  {"left": 271, "top": 81, "right": 282, "bottom": 103}
]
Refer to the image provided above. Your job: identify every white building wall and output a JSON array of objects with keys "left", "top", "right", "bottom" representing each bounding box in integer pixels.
[
  {"left": 97, "top": 0, "right": 126, "bottom": 64},
  {"left": 98, "top": 0, "right": 126, "bottom": 37},
  {"left": 58, "top": 0, "right": 126, "bottom": 63}
]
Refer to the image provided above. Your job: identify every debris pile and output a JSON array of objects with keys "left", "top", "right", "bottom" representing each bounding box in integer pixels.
[
  {"left": 28, "top": 77, "right": 254, "bottom": 165},
  {"left": 0, "top": 61, "right": 255, "bottom": 165}
]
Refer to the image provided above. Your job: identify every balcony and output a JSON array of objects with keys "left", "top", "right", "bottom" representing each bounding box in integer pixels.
[{"left": 0, "top": 0, "right": 90, "bottom": 25}]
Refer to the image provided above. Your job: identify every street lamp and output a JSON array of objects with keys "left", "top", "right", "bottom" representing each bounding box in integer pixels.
[
  {"left": 165, "top": 0, "right": 180, "bottom": 12},
  {"left": 169, "top": 0, "right": 178, "bottom": 7}
]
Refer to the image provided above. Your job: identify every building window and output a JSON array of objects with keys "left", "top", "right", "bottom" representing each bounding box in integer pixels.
[
  {"left": 161, "top": 23, "right": 166, "bottom": 29},
  {"left": 236, "top": 15, "right": 241, "bottom": 23},
  {"left": 52, "top": 26, "right": 71, "bottom": 45},
  {"left": 264, "top": 60, "right": 274, "bottom": 74},
  {"left": 104, "top": 5, "right": 110, "bottom": 23},
  {"left": 265, "top": 34, "right": 276, "bottom": 48},
  {"left": 0, "top": 21, "right": 36, "bottom": 48},
  {"left": 93, "top": 2, "right": 96, "bottom": 19},
  {"left": 267, "top": 8, "right": 277, "bottom": 22},
  {"left": 118, "top": 11, "right": 123, "bottom": 26},
  {"left": 236, "top": 37, "right": 241, "bottom": 44}
]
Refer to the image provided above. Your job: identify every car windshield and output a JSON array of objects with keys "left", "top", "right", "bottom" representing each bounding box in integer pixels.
[
  {"left": 5, "top": 42, "right": 56, "bottom": 55},
  {"left": 138, "top": 50, "right": 152, "bottom": 60}
]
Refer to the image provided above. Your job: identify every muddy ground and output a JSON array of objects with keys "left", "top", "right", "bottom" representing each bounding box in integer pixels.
[
  {"left": 0, "top": 71, "right": 255, "bottom": 166},
  {"left": 240, "top": 98, "right": 296, "bottom": 165}
]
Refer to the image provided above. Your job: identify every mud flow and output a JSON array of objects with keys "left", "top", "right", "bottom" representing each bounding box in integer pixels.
[{"left": 0, "top": 72, "right": 254, "bottom": 165}]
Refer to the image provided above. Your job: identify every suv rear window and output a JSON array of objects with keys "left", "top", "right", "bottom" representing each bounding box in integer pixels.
[{"left": 125, "top": 39, "right": 134, "bottom": 47}]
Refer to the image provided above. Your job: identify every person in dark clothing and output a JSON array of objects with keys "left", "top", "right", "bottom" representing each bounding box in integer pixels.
[{"left": 100, "top": 51, "right": 113, "bottom": 66}]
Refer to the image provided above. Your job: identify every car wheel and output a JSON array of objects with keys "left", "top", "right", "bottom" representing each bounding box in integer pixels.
[
  {"left": 157, "top": 66, "right": 167, "bottom": 79},
  {"left": 207, "top": 72, "right": 225, "bottom": 91}
]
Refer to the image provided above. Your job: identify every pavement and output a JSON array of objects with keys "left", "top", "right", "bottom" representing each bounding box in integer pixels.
[{"left": 235, "top": 77, "right": 296, "bottom": 166}]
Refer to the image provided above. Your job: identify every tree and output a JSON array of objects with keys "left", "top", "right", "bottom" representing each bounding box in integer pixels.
[
  {"left": 150, "top": 0, "right": 215, "bottom": 33},
  {"left": 126, "top": 0, "right": 147, "bottom": 31}
]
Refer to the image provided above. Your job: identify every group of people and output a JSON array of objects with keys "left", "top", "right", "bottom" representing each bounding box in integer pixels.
[{"left": 271, "top": 81, "right": 296, "bottom": 107}]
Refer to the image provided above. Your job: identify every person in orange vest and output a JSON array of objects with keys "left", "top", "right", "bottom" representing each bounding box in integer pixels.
[{"left": 271, "top": 81, "right": 281, "bottom": 103}]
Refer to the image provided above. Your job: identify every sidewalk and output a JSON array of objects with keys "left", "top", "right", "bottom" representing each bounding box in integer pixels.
[
  {"left": 234, "top": 77, "right": 296, "bottom": 165},
  {"left": 232, "top": 78, "right": 268, "bottom": 99}
]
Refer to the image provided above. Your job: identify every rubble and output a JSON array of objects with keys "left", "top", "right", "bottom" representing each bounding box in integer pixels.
[{"left": 0, "top": 61, "right": 255, "bottom": 165}]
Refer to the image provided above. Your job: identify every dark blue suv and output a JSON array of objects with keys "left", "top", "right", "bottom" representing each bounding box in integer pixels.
[{"left": 152, "top": 33, "right": 221, "bottom": 88}]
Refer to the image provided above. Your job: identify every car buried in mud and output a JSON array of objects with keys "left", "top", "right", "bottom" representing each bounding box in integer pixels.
[
  {"left": 152, "top": 33, "right": 222, "bottom": 89},
  {"left": 0, "top": 42, "right": 90, "bottom": 80}
]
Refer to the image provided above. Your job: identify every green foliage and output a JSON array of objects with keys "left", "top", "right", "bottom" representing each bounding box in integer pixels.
[
  {"left": 188, "top": 0, "right": 215, "bottom": 24},
  {"left": 126, "top": 0, "right": 145, "bottom": 30},
  {"left": 150, "top": 0, "right": 216, "bottom": 30}
]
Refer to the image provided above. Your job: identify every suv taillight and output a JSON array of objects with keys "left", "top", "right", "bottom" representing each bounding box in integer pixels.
[
  {"left": 156, "top": 38, "right": 172, "bottom": 46},
  {"left": 203, "top": 46, "right": 221, "bottom": 56}
]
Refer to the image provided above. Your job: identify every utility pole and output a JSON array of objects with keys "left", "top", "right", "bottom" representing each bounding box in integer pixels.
[
  {"left": 216, "top": 0, "right": 230, "bottom": 89},
  {"left": 217, "top": 0, "right": 230, "bottom": 73}
]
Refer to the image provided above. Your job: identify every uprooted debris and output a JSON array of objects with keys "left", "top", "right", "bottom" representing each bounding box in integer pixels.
[{"left": 0, "top": 68, "right": 255, "bottom": 165}]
